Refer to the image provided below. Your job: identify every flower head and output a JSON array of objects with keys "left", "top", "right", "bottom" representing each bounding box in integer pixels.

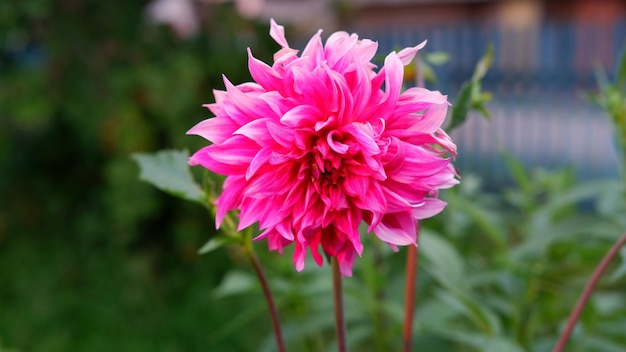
[{"left": 188, "top": 20, "right": 458, "bottom": 276}]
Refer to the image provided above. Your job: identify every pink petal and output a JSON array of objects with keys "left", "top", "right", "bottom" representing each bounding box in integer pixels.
[
  {"left": 280, "top": 105, "right": 321, "bottom": 128},
  {"left": 409, "top": 104, "right": 448, "bottom": 134},
  {"left": 396, "top": 40, "right": 427, "bottom": 65},
  {"left": 374, "top": 212, "right": 417, "bottom": 246},
  {"left": 382, "top": 52, "right": 403, "bottom": 104},
  {"left": 214, "top": 176, "right": 246, "bottom": 228},
  {"left": 301, "top": 29, "right": 324, "bottom": 64},
  {"left": 293, "top": 240, "right": 306, "bottom": 272},
  {"left": 343, "top": 173, "right": 369, "bottom": 197},
  {"left": 325, "top": 32, "right": 358, "bottom": 68},
  {"left": 412, "top": 198, "right": 447, "bottom": 220},
  {"left": 356, "top": 38, "right": 378, "bottom": 64},
  {"left": 327, "top": 130, "right": 349, "bottom": 154},
  {"left": 186, "top": 117, "right": 237, "bottom": 144},
  {"left": 269, "top": 18, "right": 289, "bottom": 48},
  {"left": 246, "top": 147, "right": 273, "bottom": 179},
  {"left": 244, "top": 163, "right": 294, "bottom": 197},
  {"left": 223, "top": 75, "right": 277, "bottom": 123},
  {"left": 248, "top": 48, "right": 282, "bottom": 92},
  {"left": 189, "top": 146, "right": 247, "bottom": 175},
  {"left": 338, "top": 249, "right": 356, "bottom": 276}
]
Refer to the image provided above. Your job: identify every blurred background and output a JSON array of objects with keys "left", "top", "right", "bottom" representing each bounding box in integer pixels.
[{"left": 1, "top": 0, "right": 625, "bottom": 351}]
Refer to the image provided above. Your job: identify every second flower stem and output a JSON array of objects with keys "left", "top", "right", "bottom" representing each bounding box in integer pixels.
[
  {"left": 552, "top": 231, "right": 626, "bottom": 352},
  {"left": 243, "top": 243, "right": 286, "bottom": 352},
  {"left": 403, "top": 243, "right": 418, "bottom": 352},
  {"left": 332, "top": 256, "right": 348, "bottom": 352}
]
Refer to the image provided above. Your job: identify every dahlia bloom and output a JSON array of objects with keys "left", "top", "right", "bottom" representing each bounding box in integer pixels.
[{"left": 188, "top": 20, "right": 458, "bottom": 276}]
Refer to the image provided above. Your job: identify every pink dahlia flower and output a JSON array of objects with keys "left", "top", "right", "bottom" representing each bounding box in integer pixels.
[{"left": 188, "top": 20, "right": 458, "bottom": 276}]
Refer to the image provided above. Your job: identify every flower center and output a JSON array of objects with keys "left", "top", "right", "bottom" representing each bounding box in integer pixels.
[{"left": 307, "top": 130, "right": 351, "bottom": 209}]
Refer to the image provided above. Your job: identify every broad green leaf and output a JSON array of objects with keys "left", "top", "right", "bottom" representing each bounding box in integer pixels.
[
  {"left": 419, "top": 229, "right": 466, "bottom": 290},
  {"left": 207, "top": 300, "right": 267, "bottom": 342},
  {"left": 447, "top": 81, "right": 472, "bottom": 132},
  {"left": 473, "top": 100, "right": 491, "bottom": 119},
  {"left": 212, "top": 270, "right": 256, "bottom": 298},
  {"left": 535, "top": 180, "right": 623, "bottom": 218},
  {"left": 424, "top": 51, "right": 450, "bottom": 65},
  {"left": 446, "top": 45, "right": 493, "bottom": 132},
  {"left": 617, "top": 48, "right": 626, "bottom": 87},
  {"left": 449, "top": 193, "right": 507, "bottom": 249},
  {"left": 421, "top": 62, "right": 438, "bottom": 84},
  {"left": 502, "top": 152, "right": 532, "bottom": 195},
  {"left": 434, "top": 289, "right": 502, "bottom": 336},
  {"left": 572, "top": 334, "right": 626, "bottom": 352},
  {"left": 132, "top": 149, "right": 204, "bottom": 204},
  {"left": 472, "top": 44, "right": 494, "bottom": 82},
  {"left": 197, "top": 235, "right": 241, "bottom": 254},
  {"left": 592, "top": 291, "right": 626, "bottom": 315},
  {"left": 435, "top": 330, "right": 523, "bottom": 352},
  {"left": 593, "top": 63, "right": 610, "bottom": 98},
  {"left": 414, "top": 297, "right": 466, "bottom": 330},
  {"left": 585, "top": 90, "right": 603, "bottom": 107},
  {"left": 608, "top": 247, "right": 626, "bottom": 282},
  {"left": 258, "top": 312, "right": 335, "bottom": 352},
  {"left": 380, "top": 300, "right": 405, "bottom": 324},
  {"left": 483, "top": 338, "right": 525, "bottom": 352}
]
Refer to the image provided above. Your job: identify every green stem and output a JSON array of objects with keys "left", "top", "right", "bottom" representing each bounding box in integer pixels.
[
  {"left": 552, "top": 232, "right": 626, "bottom": 352},
  {"left": 402, "top": 54, "right": 423, "bottom": 352},
  {"left": 403, "top": 244, "right": 418, "bottom": 352},
  {"left": 514, "top": 261, "right": 543, "bottom": 349},
  {"left": 203, "top": 174, "right": 285, "bottom": 350},
  {"left": 243, "top": 242, "right": 286, "bottom": 352},
  {"left": 371, "top": 239, "right": 387, "bottom": 351},
  {"left": 332, "top": 257, "right": 348, "bottom": 352}
]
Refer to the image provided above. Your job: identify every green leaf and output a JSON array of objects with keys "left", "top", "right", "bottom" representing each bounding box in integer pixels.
[
  {"left": 197, "top": 235, "right": 241, "bottom": 254},
  {"left": 447, "top": 192, "right": 507, "bottom": 249},
  {"left": 259, "top": 312, "right": 335, "bottom": 352},
  {"left": 424, "top": 51, "right": 450, "bottom": 66},
  {"left": 572, "top": 334, "right": 626, "bottom": 352},
  {"left": 537, "top": 179, "right": 623, "bottom": 218},
  {"left": 421, "top": 62, "right": 438, "bottom": 84},
  {"left": 473, "top": 102, "right": 491, "bottom": 119},
  {"left": 472, "top": 44, "right": 494, "bottom": 82},
  {"left": 593, "top": 63, "right": 610, "bottom": 96},
  {"left": 415, "top": 297, "right": 466, "bottom": 329},
  {"left": 419, "top": 229, "right": 466, "bottom": 290},
  {"left": 446, "top": 81, "right": 472, "bottom": 132},
  {"left": 502, "top": 152, "right": 532, "bottom": 194},
  {"left": 212, "top": 270, "right": 256, "bottom": 298},
  {"left": 445, "top": 44, "right": 494, "bottom": 132},
  {"left": 473, "top": 91, "right": 493, "bottom": 119},
  {"left": 608, "top": 247, "right": 626, "bottom": 282},
  {"left": 432, "top": 328, "right": 524, "bottom": 352},
  {"left": 617, "top": 48, "right": 626, "bottom": 87},
  {"left": 434, "top": 289, "right": 502, "bottom": 336},
  {"left": 132, "top": 149, "right": 204, "bottom": 204}
]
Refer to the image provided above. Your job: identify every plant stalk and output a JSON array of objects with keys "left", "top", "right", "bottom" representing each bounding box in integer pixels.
[
  {"left": 244, "top": 244, "right": 286, "bottom": 352},
  {"left": 371, "top": 239, "right": 388, "bottom": 350},
  {"left": 552, "top": 232, "right": 626, "bottom": 352},
  {"left": 332, "top": 256, "right": 348, "bottom": 352},
  {"left": 403, "top": 243, "right": 418, "bottom": 352},
  {"left": 402, "top": 54, "right": 423, "bottom": 352}
]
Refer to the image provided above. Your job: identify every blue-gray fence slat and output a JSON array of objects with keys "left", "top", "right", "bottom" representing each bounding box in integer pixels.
[{"left": 357, "top": 20, "right": 625, "bottom": 185}]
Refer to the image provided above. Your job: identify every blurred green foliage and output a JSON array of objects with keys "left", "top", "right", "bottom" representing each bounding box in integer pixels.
[
  {"left": 136, "top": 150, "right": 626, "bottom": 351},
  {"left": 590, "top": 48, "right": 626, "bottom": 179},
  {"left": 0, "top": 1, "right": 281, "bottom": 351}
]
